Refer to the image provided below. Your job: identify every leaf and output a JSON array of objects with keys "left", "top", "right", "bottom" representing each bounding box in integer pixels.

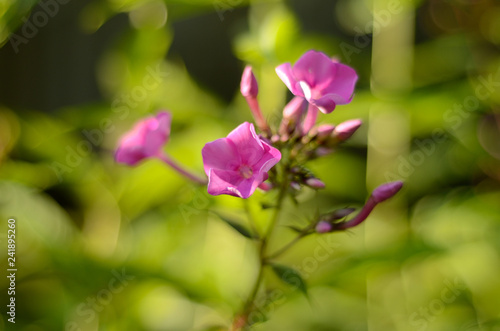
[
  {"left": 285, "top": 225, "right": 303, "bottom": 233},
  {"left": 200, "top": 326, "right": 227, "bottom": 331},
  {"left": 260, "top": 202, "right": 276, "bottom": 209},
  {"left": 270, "top": 263, "right": 308, "bottom": 296},
  {"left": 290, "top": 195, "right": 299, "bottom": 206},
  {"left": 211, "top": 212, "right": 258, "bottom": 240}
]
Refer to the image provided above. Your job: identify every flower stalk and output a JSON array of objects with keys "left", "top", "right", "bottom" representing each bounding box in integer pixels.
[
  {"left": 232, "top": 163, "right": 289, "bottom": 330},
  {"left": 156, "top": 152, "right": 207, "bottom": 185}
]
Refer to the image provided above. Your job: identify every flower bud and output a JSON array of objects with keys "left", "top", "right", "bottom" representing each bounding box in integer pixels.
[
  {"left": 240, "top": 66, "right": 270, "bottom": 135},
  {"left": 301, "top": 104, "right": 319, "bottom": 134},
  {"left": 258, "top": 181, "right": 273, "bottom": 191},
  {"left": 279, "top": 96, "right": 307, "bottom": 136},
  {"left": 333, "top": 181, "right": 403, "bottom": 230},
  {"left": 316, "top": 221, "right": 333, "bottom": 233},
  {"left": 283, "top": 96, "right": 307, "bottom": 120},
  {"left": 371, "top": 181, "right": 403, "bottom": 203},
  {"left": 315, "top": 147, "right": 333, "bottom": 157},
  {"left": 315, "top": 124, "right": 336, "bottom": 142},
  {"left": 304, "top": 177, "right": 325, "bottom": 189},
  {"left": 332, "top": 119, "right": 362, "bottom": 142},
  {"left": 240, "top": 66, "right": 258, "bottom": 98}
]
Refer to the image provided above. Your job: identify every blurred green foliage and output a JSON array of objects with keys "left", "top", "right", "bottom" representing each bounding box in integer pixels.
[{"left": 1, "top": 0, "right": 500, "bottom": 330}]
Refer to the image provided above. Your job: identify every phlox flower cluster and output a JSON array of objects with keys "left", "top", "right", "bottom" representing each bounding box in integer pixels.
[
  {"left": 114, "top": 49, "right": 403, "bottom": 330},
  {"left": 114, "top": 49, "right": 402, "bottom": 232}
]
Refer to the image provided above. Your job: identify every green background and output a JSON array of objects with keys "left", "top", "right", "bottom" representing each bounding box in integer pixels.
[{"left": 1, "top": 0, "right": 500, "bottom": 330}]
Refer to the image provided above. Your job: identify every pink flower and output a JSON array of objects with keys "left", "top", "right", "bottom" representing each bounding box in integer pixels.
[
  {"left": 115, "top": 111, "right": 171, "bottom": 165},
  {"left": 202, "top": 122, "right": 281, "bottom": 198},
  {"left": 275, "top": 50, "right": 358, "bottom": 114}
]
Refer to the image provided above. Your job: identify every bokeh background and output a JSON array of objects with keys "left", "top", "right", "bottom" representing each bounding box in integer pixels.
[{"left": 1, "top": 0, "right": 500, "bottom": 330}]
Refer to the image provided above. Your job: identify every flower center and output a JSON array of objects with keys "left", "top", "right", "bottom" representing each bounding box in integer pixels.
[{"left": 239, "top": 165, "right": 253, "bottom": 179}]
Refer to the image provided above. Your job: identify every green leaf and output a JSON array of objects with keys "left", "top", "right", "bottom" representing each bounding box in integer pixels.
[
  {"left": 270, "top": 263, "right": 308, "bottom": 296},
  {"left": 260, "top": 202, "right": 276, "bottom": 209},
  {"left": 285, "top": 225, "right": 303, "bottom": 233},
  {"left": 211, "top": 212, "right": 258, "bottom": 240},
  {"left": 200, "top": 326, "right": 227, "bottom": 331},
  {"left": 290, "top": 195, "right": 299, "bottom": 206}
]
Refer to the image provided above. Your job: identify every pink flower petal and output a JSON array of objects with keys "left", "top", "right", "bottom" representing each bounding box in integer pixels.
[
  {"left": 320, "top": 62, "right": 358, "bottom": 104},
  {"left": 312, "top": 95, "right": 338, "bottom": 114},
  {"left": 207, "top": 169, "right": 245, "bottom": 197},
  {"left": 143, "top": 111, "right": 172, "bottom": 156},
  {"left": 227, "top": 122, "right": 265, "bottom": 165},
  {"left": 115, "top": 145, "right": 145, "bottom": 166},
  {"left": 293, "top": 50, "right": 336, "bottom": 88},
  {"left": 201, "top": 138, "right": 240, "bottom": 176},
  {"left": 207, "top": 169, "right": 265, "bottom": 198},
  {"left": 276, "top": 63, "right": 303, "bottom": 96},
  {"left": 236, "top": 175, "right": 263, "bottom": 199},
  {"left": 253, "top": 142, "right": 281, "bottom": 174}
]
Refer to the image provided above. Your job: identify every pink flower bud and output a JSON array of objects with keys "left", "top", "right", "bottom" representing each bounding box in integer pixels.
[
  {"left": 333, "top": 181, "right": 403, "bottom": 230},
  {"left": 371, "top": 181, "right": 403, "bottom": 203},
  {"left": 305, "top": 177, "right": 325, "bottom": 189},
  {"left": 240, "top": 66, "right": 270, "bottom": 135},
  {"left": 283, "top": 96, "right": 307, "bottom": 120},
  {"left": 315, "top": 147, "right": 333, "bottom": 157},
  {"left": 333, "top": 119, "right": 362, "bottom": 141},
  {"left": 316, "top": 124, "right": 336, "bottom": 136},
  {"left": 315, "top": 124, "right": 336, "bottom": 141},
  {"left": 269, "top": 134, "right": 280, "bottom": 144},
  {"left": 290, "top": 182, "right": 301, "bottom": 190},
  {"left": 316, "top": 221, "right": 333, "bottom": 233},
  {"left": 279, "top": 96, "right": 308, "bottom": 136},
  {"left": 240, "top": 66, "right": 258, "bottom": 98},
  {"left": 258, "top": 181, "right": 273, "bottom": 191},
  {"left": 301, "top": 104, "right": 319, "bottom": 134}
]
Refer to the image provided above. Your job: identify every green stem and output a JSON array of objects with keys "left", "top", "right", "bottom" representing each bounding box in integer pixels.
[
  {"left": 260, "top": 180, "right": 287, "bottom": 252},
  {"left": 243, "top": 199, "right": 260, "bottom": 238},
  {"left": 233, "top": 171, "right": 289, "bottom": 330},
  {"left": 266, "top": 232, "right": 310, "bottom": 261}
]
